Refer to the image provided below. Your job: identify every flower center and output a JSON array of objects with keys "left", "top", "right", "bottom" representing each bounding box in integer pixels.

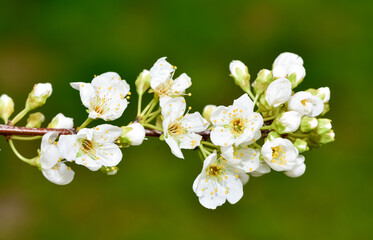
[
  {"left": 155, "top": 79, "right": 173, "bottom": 97},
  {"left": 207, "top": 166, "right": 222, "bottom": 177},
  {"left": 82, "top": 139, "right": 94, "bottom": 153},
  {"left": 301, "top": 99, "right": 309, "bottom": 107},
  {"left": 230, "top": 118, "right": 245, "bottom": 135},
  {"left": 91, "top": 96, "right": 110, "bottom": 116},
  {"left": 168, "top": 121, "right": 185, "bottom": 136},
  {"left": 271, "top": 145, "right": 287, "bottom": 165}
]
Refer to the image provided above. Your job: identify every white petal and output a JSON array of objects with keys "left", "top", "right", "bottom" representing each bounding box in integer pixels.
[
  {"left": 171, "top": 73, "right": 191, "bottom": 93},
  {"left": 233, "top": 93, "right": 254, "bottom": 112},
  {"left": 210, "top": 126, "right": 234, "bottom": 146},
  {"left": 285, "top": 162, "right": 306, "bottom": 178},
  {"left": 150, "top": 57, "right": 175, "bottom": 90},
  {"left": 179, "top": 132, "right": 202, "bottom": 149},
  {"left": 165, "top": 136, "right": 184, "bottom": 159},
  {"left": 75, "top": 155, "right": 102, "bottom": 171},
  {"left": 57, "top": 135, "right": 79, "bottom": 162},
  {"left": 42, "top": 163, "right": 74, "bottom": 185},
  {"left": 70, "top": 82, "right": 86, "bottom": 90},
  {"left": 40, "top": 145, "right": 60, "bottom": 169},
  {"left": 265, "top": 78, "right": 292, "bottom": 107},
  {"left": 225, "top": 174, "right": 244, "bottom": 204},
  {"left": 40, "top": 132, "right": 58, "bottom": 152},
  {"left": 160, "top": 97, "right": 186, "bottom": 122},
  {"left": 94, "top": 124, "right": 122, "bottom": 144},
  {"left": 229, "top": 60, "right": 247, "bottom": 78},
  {"left": 210, "top": 106, "right": 231, "bottom": 126},
  {"left": 181, "top": 112, "right": 209, "bottom": 132},
  {"left": 95, "top": 143, "right": 123, "bottom": 167},
  {"left": 78, "top": 83, "right": 95, "bottom": 109}
]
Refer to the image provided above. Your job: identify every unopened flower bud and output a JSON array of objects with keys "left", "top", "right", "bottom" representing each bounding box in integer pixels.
[
  {"left": 0, "top": 94, "right": 14, "bottom": 123},
  {"left": 229, "top": 60, "right": 251, "bottom": 92},
  {"left": 272, "top": 52, "right": 306, "bottom": 88},
  {"left": 48, "top": 113, "right": 74, "bottom": 129},
  {"left": 25, "top": 83, "right": 53, "bottom": 110},
  {"left": 319, "top": 130, "right": 335, "bottom": 144},
  {"left": 274, "top": 111, "right": 302, "bottom": 134},
  {"left": 26, "top": 112, "right": 45, "bottom": 128},
  {"left": 119, "top": 123, "right": 146, "bottom": 146},
  {"left": 252, "top": 69, "right": 272, "bottom": 94},
  {"left": 300, "top": 117, "right": 318, "bottom": 132},
  {"left": 135, "top": 70, "right": 151, "bottom": 96},
  {"left": 316, "top": 119, "right": 332, "bottom": 135},
  {"left": 265, "top": 78, "right": 292, "bottom": 107},
  {"left": 202, "top": 105, "right": 216, "bottom": 123},
  {"left": 100, "top": 166, "right": 119, "bottom": 175},
  {"left": 293, "top": 139, "right": 309, "bottom": 153},
  {"left": 316, "top": 87, "right": 330, "bottom": 103}
]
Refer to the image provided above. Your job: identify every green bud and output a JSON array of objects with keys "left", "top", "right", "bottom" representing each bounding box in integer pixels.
[
  {"left": 267, "top": 131, "right": 280, "bottom": 141},
  {"left": 316, "top": 119, "right": 332, "bottom": 135},
  {"left": 305, "top": 88, "right": 318, "bottom": 95},
  {"left": 25, "top": 83, "right": 52, "bottom": 110},
  {"left": 26, "top": 112, "right": 45, "bottom": 128},
  {"left": 0, "top": 94, "right": 14, "bottom": 123},
  {"left": 135, "top": 70, "right": 151, "bottom": 96},
  {"left": 202, "top": 105, "right": 216, "bottom": 123},
  {"left": 252, "top": 69, "right": 273, "bottom": 95},
  {"left": 100, "top": 166, "right": 119, "bottom": 175},
  {"left": 229, "top": 61, "right": 251, "bottom": 92},
  {"left": 293, "top": 139, "right": 309, "bottom": 153},
  {"left": 319, "top": 130, "right": 335, "bottom": 144},
  {"left": 300, "top": 117, "right": 318, "bottom": 132},
  {"left": 320, "top": 103, "right": 330, "bottom": 116}
]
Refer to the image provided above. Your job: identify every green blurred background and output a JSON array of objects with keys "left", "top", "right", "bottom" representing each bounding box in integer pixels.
[{"left": 0, "top": 0, "right": 371, "bottom": 239}]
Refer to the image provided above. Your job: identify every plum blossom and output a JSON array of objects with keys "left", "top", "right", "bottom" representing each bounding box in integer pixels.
[
  {"left": 288, "top": 91, "right": 324, "bottom": 117},
  {"left": 70, "top": 72, "right": 130, "bottom": 121}
]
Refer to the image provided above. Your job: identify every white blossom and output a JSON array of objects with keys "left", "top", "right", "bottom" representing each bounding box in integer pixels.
[
  {"left": 284, "top": 155, "right": 306, "bottom": 178},
  {"left": 265, "top": 78, "right": 292, "bottom": 107},
  {"left": 48, "top": 113, "right": 74, "bottom": 129},
  {"left": 39, "top": 132, "right": 74, "bottom": 185},
  {"left": 221, "top": 143, "right": 261, "bottom": 173},
  {"left": 272, "top": 52, "right": 306, "bottom": 84},
  {"left": 33, "top": 83, "right": 53, "bottom": 98},
  {"left": 288, "top": 91, "right": 324, "bottom": 117},
  {"left": 70, "top": 72, "right": 130, "bottom": 121},
  {"left": 193, "top": 151, "right": 248, "bottom": 209},
  {"left": 261, "top": 138, "right": 299, "bottom": 171},
  {"left": 149, "top": 57, "right": 191, "bottom": 98},
  {"left": 58, "top": 124, "right": 123, "bottom": 171},
  {"left": 160, "top": 97, "right": 209, "bottom": 159},
  {"left": 210, "top": 94, "right": 263, "bottom": 147}
]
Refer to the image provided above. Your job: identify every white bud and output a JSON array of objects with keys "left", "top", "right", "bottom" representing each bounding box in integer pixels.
[
  {"left": 273, "top": 52, "right": 306, "bottom": 88},
  {"left": 202, "top": 105, "right": 216, "bottom": 123},
  {"left": 317, "top": 87, "right": 330, "bottom": 103},
  {"left": 229, "top": 60, "right": 251, "bottom": 92},
  {"left": 284, "top": 155, "right": 306, "bottom": 178},
  {"left": 229, "top": 60, "right": 248, "bottom": 78},
  {"left": 120, "top": 123, "right": 146, "bottom": 146},
  {"left": 265, "top": 78, "right": 292, "bottom": 107},
  {"left": 26, "top": 83, "right": 53, "bottom": 110},
  {"left": 0, "top": 94, "right": 14, "bottom": 123},
  {"left": 287, "top": 91, "right": 324, "bottom": 117},
  {"left": 275, "top": 111, "right": 302, "bottom": 133},
  {"left": 48, "top": 113, "right": 74, "bottom": 129}
]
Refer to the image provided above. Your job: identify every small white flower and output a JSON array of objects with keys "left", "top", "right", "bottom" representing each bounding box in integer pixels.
[
  {"left": 33, "top": 83, "right": 53, "bottom": 98},
  {"left": 161, "top": 97, "right": 209, "bottom": 159},
  {"left": 276, "top": 111, "right": 302, "bottom": 133},
  {"left": 229, "top": 60, "right": 248, "bottom": 78},
  {"left": 288, "top": 91, "right": 324, "bottom": 117},
  {"left": 48, "top": 113, "right": 74, "bottom": 129},
  {"left": 265, "top": 78, "right": 292, "bottom": 107},
  {"left": 58, "top": 124, "right": 123, "bottom": 171},
  {"left": 193, "top": 151, "right": 248, "bottom": 209},
  {"left": 210, "top": 94, "right": 263, "bottom": 147},
  {"left": 317, "top": 87, "right": 330, "bottom": 103},
  {"left": 284, "top": 155, "right": 306, "bottom": 178},
  {"left": 149, "top": 57, "right": 191, "bottom": 98},
  {"left": 272, "top": 52, "right": 306, "bottom": 84},
  {"left": 261, "top": 138, "right": 299, "bottom": 171},
  {"left": 124, "top": 123, "right": 146, "bottom": 146},
  {"left": 70, "top": 72, "right": 130, "bottom": 121},
  {"left": 39, "top": 132, "right": 74, "bottom": 185}
]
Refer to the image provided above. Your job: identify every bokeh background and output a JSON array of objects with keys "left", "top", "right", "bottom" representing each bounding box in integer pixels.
[{"left": 0, "top": 0, "right": 372, "bottom": 239}]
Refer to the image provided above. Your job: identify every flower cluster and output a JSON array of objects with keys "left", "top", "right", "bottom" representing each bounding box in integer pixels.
[{"left": 0, "top": 53, "right": 334, "bottom": 210}]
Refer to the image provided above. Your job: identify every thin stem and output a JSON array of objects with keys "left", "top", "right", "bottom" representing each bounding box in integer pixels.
[
  {"left": 261, "top": 125, "right": 273, "bottom": 130},
  {"left": 12, "top": 136, "right": 42, "bottom": 141},
  {"left": 199, "top": 145, "right": 208, "bottom": 159},
  {"left": 140, "top": 98, "right": 156, "bottom": 117},
  {"left": 251, "top": 142, "right": 262, "bottom": 149},
  {"left": 253, "top": 93, "right": 260, "bottom": 108},
  {"left": 246, "top": 90, "right": 255, "bottom": 101},
  {"left": 142, "top": 123, "right": 163, "bottom": 132},
  {"left": 11, "top": 108, "right": 30, "bottom": 125},
  {"left": 143, "top": 98, "right": 158, "bottom": 119},
  {"left": 289, "top": 133, "right": 309, "bottom": 138},
  {"left": 144, "top": 108, "right": 161, "bottom": 124},
  {"left": 200, "top": 141, "right": 217, "bottom": 149},
  {"left": 78, "top": 117, "right": 93, "bottom": 130},
  {"left": 8, "top": 139, "right": 37, "bottom": 166},
  {"left": 263, "top": 115, "right": 277, "bottom": 121},
  {"left": 137, "top": 93, "right": 143, "bottom": 116}
]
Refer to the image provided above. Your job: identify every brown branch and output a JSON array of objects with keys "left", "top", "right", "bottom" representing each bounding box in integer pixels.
[{"left": 0, "top": 125, "right": 271, "bottom": 140}]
